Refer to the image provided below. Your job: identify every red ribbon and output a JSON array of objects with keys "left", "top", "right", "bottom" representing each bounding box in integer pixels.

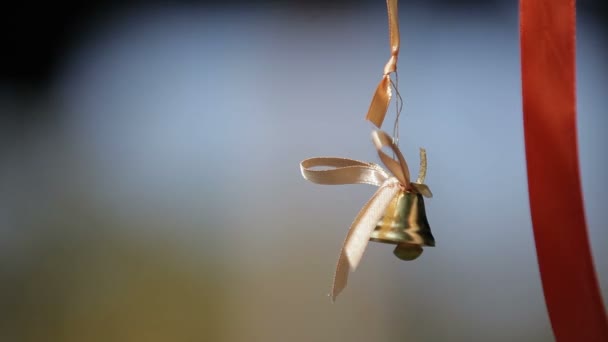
[{"left": 520, "top": 0, "right": 608, "bottom": 340}]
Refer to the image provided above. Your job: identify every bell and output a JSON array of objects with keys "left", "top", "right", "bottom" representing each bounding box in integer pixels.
[{"left": 369, "top": 190, "right": 435, "bottom": 260}]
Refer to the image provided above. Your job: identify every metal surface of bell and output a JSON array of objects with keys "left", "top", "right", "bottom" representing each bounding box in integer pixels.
[{"left": 370, "top": 190, "right": 435, "bottom": 260}]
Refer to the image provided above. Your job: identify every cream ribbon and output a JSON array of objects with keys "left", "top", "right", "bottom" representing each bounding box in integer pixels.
[
  {"left": 365, "top": 0, "right": 400, "bottom": 128},
  {"left": 300, "top": 130, "right": 431, "bottom": 300}
]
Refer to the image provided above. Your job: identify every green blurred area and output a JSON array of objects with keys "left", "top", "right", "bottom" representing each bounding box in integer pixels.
[
  {"left": 0, "top": 199, "right": 406, "bottom": 342},
  {"left": 1, "top": 209, "right": 229, "bottom": 342}
]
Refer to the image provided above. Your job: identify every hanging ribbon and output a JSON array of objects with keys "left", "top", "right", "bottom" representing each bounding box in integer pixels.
[
  {"left": 365, "top": 0, "right": 400, "bottom": 128},
  {"left": 520, "top": 0, "right": 608, "bottom": 340},
  {"left": 300, "top": 130, "right": 431, "bottom": 301}
]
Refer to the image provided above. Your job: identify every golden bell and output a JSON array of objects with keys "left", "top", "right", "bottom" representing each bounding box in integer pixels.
[{"left": 369, "top": 190, "right": 435, "bottom": 260}]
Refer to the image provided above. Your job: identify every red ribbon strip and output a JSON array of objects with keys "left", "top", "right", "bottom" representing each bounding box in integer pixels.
[{"left": 520, "top": 0, "right": 608, "bottom": 340}]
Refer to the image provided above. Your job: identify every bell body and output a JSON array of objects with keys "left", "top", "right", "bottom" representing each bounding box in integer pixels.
[{"left": 370, "top": 190, "right": 435, "bottom": 260}]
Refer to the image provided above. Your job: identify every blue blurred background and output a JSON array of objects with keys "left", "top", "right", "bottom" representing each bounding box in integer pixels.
[{"left": 1, "top": 0, "right": 607, "bottom": 341}]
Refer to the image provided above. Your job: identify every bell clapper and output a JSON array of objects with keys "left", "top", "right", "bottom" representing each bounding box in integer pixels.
[{"left": 393, "top": 242, "right": 423, "bottom": 261}]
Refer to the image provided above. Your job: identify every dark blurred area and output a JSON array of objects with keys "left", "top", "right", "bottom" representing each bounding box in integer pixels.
[
  {"left": 1, "top": 1, "right": 607, "bottom": 341},
  {"left": 1, "top": 0, "right": 606, "bottom": 99}
]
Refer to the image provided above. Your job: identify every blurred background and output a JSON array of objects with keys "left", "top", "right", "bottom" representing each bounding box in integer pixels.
[{"left": 1, "top": 0, "right": 607, "bottom": 341}]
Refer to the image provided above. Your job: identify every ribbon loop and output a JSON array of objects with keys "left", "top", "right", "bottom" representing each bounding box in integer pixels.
[
  {"left": 300, "top": 130, "right": 432, "bottom": 300},
  {"left": 372, "top": 130, "right": 411, "bottom": 190},
  {"left": 300, "top": 157, "right": 389, "bottom": 187}
]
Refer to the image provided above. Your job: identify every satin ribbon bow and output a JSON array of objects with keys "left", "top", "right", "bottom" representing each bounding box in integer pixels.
[
  {"left": 366, "top": 0, "right": 400, "bottom": 128},
  {"left": 300, "top": 130, "right": 432, "bottom": 301}
]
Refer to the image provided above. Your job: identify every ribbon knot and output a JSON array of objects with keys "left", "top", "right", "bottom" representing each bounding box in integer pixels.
[
  {"left": 300, "top": 130, "right": 432, "bottom": 301},
  {"left": 366, "top": 0, "right": 401, "bottom": 128}
]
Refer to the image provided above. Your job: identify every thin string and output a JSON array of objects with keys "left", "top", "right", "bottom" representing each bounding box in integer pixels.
[
  {"left": 390, "top": 71, "right": 404, "bottom": 148},
  {"left": 392, "top": 72, "right": 403, "bottom": 144}
]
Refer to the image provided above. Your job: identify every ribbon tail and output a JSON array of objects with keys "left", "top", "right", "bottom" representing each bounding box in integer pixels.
[
  {"left": 412, "top": 183, "right": 433, "bottom": 198},
  {"left": 331, "top": 181, "right": 400, "bottom": 301},
  {"left": 365, "top": 76, "right": 392, "bottom": 128},
  {"left": 415, "top": 148, "right": 427, "bottom": 184}
]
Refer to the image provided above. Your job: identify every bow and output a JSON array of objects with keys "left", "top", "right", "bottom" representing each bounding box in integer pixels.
[{"left": 300, "top": 130, "right": 432, "bottom": 301}]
